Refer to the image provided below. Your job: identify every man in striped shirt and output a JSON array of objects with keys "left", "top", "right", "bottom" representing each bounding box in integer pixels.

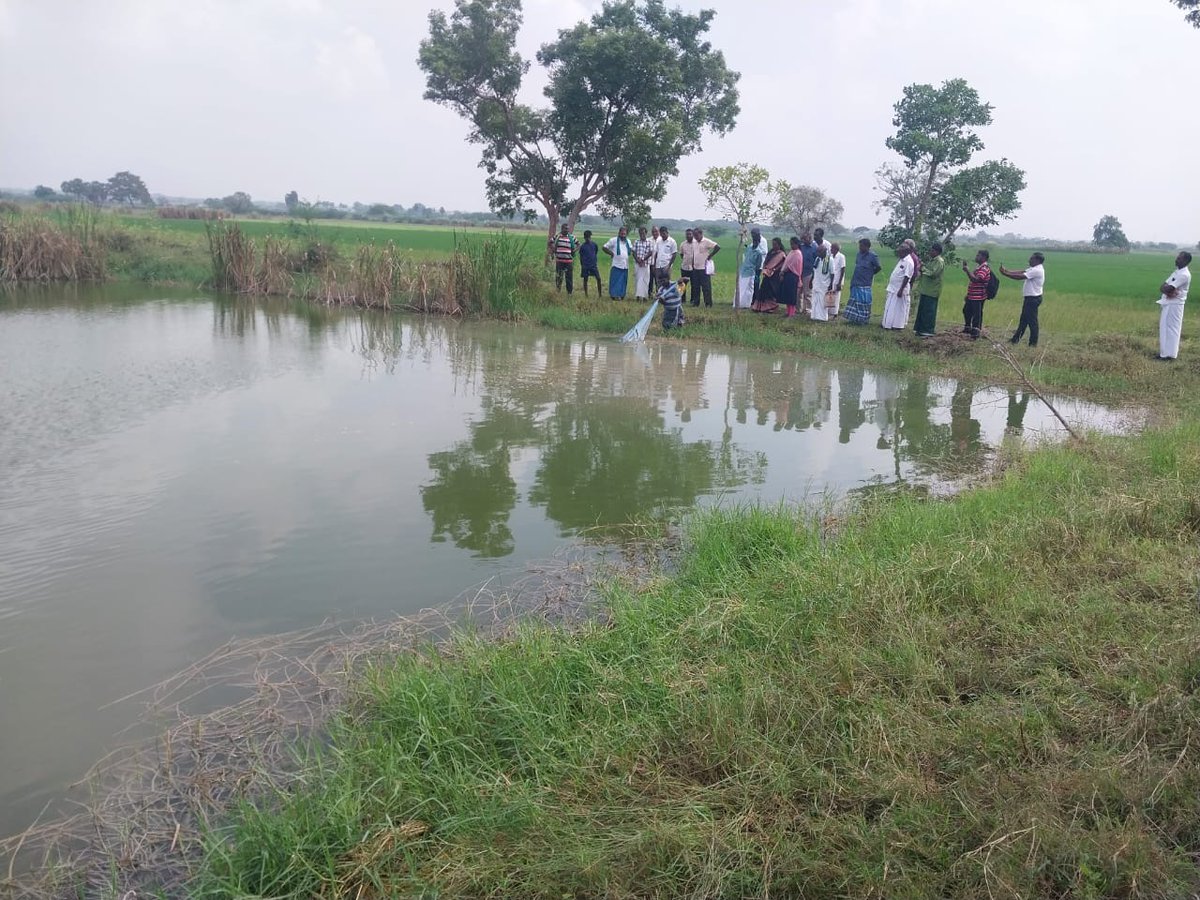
[
  {"left": 632, "top": 227, "right": 654, "bottom": 300},
  {"left": 550, "top": 224, "right": 576, "bottom": 294},
  {"left": 960, "top": 249, "right": 992, "bottom": 339}
]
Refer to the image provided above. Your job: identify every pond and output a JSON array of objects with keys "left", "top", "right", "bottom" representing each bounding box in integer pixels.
[{"left": 0, "top": 285, "right": 1124, "bottom": 839}]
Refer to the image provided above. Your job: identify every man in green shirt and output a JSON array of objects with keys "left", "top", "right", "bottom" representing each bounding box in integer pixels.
[{"left": 913, "top": 242, "right": 946, "bottom": 337}]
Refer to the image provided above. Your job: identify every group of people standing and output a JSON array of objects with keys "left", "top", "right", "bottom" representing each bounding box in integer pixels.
[
  {"left": 738, "top": 228, "right": 847, "bottom": 320},
  {"left": 553, "top": 222, "right": 1194, "bottom": 360},
  {"left": 550, "top": 223, "right": 721, "bottom": 304},
  {"left": 819, "top": 237, "right": 1045, "bottom": 344}
]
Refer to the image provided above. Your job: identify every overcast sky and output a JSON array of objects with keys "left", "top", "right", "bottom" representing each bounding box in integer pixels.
[{"left": 1, "top": 0, "right": 1196, "bottom": 242}]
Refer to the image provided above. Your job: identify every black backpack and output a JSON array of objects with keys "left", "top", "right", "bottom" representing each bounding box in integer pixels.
[{"left": 985, "top": 270, "right": 1000, "bottom": 300}]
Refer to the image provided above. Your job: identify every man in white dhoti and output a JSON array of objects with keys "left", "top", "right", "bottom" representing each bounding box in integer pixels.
[
  {"left": 809, "top": 243, "right": 833, "bottom": 321},
  {"left": 1158, "top": 251, "right": 1193, "bottom": 360},
  {"left": 735, "top": 227, "right": 766, "bottom": 309},
  {"left": 880, "top": 245, "right": 914, "bottom": 330},
  {"left": 829, "top": 242, "right": 846, "bottom": 317},
  {"left": 632, "top": 227, "right": 654, "bottom": 300}
]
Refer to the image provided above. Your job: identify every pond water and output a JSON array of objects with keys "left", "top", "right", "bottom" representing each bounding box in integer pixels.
[{"left": 0, "top": 285, "right": 1123, "bottom": 838}]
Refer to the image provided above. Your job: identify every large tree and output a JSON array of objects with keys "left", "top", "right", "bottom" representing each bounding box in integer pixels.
[
  {"left": 699, "top": 163, "right": 788, "bottom": 309},
  {"left": 107, "top": 171, "right": 154, "bottom": 207},
  {"left": 878, "top": 78, "right": 1025, "bottom": 250},
  {"left": 773, "top": 184, "right": 843, "bottom": 236},
  {"left": 221, "top": 191, "right": 255, "bottom": 215},
  {"left": 419, "top": 0, "right": 740, "bottom": 247},
  {"left": 1173, "top": 0, "right": 1200, "bottom": 27},
  {"left": 1092, "top": 215, "right": 1130, "bottom": 251}
]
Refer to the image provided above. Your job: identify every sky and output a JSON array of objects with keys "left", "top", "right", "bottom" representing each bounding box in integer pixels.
[{"left": 1, "top": 0, "right": 1197, "bottom": 243}]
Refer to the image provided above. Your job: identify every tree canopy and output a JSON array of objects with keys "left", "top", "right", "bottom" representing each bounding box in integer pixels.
[
  {"left": 876, "top": 78, "right": 1025, "bottom": 251},
  {"left": 1092, "top": 215, "right": 1130, "bottom": 250},
  {"left": 1173, "top": 0, "right": 1200, "bottom": 27},
  {"left": 58, "top": 171, "right": 153, "bottom": 206},
  {"left": 418, "top": 0, "right": 740, "bottom": 244},
  {"left": 107, "top": 171, "right": 154, "bottom": 206},
  {"left": 699, "top": 163, "right": 787, "bottom": 308},
  {"left": 699, "top": 164, "right": 787, "bottom": 233},
  {"left": 60, "top": 178, "right": 109, "bottom": 205},
  {"left": 773, "top": 185, "right": 844, "bottom": 236}
]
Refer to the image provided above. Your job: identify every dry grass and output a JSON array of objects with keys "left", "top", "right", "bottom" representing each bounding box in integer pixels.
[
  {"left": 203, "top": 223, "right": 542, "bottom": 316},
  {"left": 156, "top": 207, "right": 226, "bottom": 220},
  {"left": 0, "top": 210, "right": 106, "bottom": 282}
]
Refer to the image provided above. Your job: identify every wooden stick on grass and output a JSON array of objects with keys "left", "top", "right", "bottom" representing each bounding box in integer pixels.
[{"left": 988, "top": 335, "right": 1080, "bottom": 440}]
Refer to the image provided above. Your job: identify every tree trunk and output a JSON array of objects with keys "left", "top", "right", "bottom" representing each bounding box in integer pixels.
[
  {"left": 544, "top": 208, "right": 560, "bottom": 264},
  {"left": 565, "top": 205, "right": 582, "bottom": 237},
  {"left": 913, "top": 162, "right": 939, "bottom": 240}
]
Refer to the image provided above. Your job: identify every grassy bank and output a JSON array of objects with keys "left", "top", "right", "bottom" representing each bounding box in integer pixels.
[
  {"left": 5, "top": 208, "right": 1187, "bottom": 404},
  {"left": 153, "top": 212, "right": 1194, "bottom": 403},
  {"left": 194, "top": 414, "right": 1200, "bottom": 898},
  {"left": 534, "top": 299, "right": 1194, "bottom": 408}
]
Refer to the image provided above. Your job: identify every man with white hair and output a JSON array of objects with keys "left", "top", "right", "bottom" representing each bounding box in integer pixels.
[{"left": 880, "top": 244, "right": 915, "bottom": 330}]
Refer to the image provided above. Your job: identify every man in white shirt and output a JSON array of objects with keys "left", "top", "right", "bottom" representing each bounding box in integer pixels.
[
  {"left": 880, "top": 245, "right": 914, "bottom": 330},
  {"left": 828, "top": 241, "right": 847, "bottom": 316},
  {"left": 1157, "top": 250, "right": 1193, "bottom": 360},
  {"left": 1000, "top": 252, "right": 1046, "bottom": 347},
  {"left": 813, "top": 227, "right": 832, "bottom": 254},
  {"left": 654, "top": 226, "right": 678, "bottom": 289},
  {"left": 686, "top": 227, "right": 720, "bottom": 307}
]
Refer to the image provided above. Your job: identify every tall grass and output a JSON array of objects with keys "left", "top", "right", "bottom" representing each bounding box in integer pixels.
[
  {"left": 451, "top": 230, "right": 537, "bottom": 316},
  {"left": 203, "top": 224, "right": 547, "bottom": 316},
  {"left": 0, "top": 206, "right": 106, "bottom": 282},
  {"left": 192, "top": 418, "right": 1200, "bottom": 898}
]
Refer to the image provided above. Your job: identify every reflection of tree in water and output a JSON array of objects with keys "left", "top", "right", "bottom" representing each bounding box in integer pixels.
[
  {"left": 420, "top": 399, "right": 541, "bottom": 558},
  {"left": 529, "top": 399, "right": 718, "bottom": 532},
  {"left": 416, "top": 334, "right": 773, "bottom": 554}
]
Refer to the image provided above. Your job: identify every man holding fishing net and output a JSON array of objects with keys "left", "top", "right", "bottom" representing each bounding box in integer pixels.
[{"left": 659, "top": 276, "right": 689, "bottom": 330}]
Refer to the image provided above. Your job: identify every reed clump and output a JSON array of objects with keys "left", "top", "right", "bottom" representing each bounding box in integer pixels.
[
  {"left": 204, "top": 222, "right": 259, "bottom": 293},
  {"left": 203, "top": 225, "right": 544, "bottom": 316},
  {"left": 450, "top": 230, "right": 536, "bottom": 316},
  {"left": 0, "top": 206, "right": 107, "bottom": 282}
]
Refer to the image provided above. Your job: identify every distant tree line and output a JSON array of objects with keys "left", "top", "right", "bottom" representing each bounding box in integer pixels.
[{"left": 34, "top": 171, "right": 155, "bottom": 207}]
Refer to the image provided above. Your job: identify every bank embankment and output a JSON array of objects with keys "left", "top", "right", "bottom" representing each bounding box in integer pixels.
[{"left": 190, "top": 412, "right": 1200, "bottom": 898}]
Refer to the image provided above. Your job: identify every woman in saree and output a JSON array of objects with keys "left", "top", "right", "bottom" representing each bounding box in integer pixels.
[
  {"left": 751, "top": 237, "right": 786, "bottom": 313},
  {"left": 780, "top": 237, "right": 805, "bottom": 318}
]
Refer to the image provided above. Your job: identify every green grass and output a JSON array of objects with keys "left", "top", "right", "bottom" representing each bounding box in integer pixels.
[{"left": 193, "top": 417, "right": 1200, "bottom": 898}]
